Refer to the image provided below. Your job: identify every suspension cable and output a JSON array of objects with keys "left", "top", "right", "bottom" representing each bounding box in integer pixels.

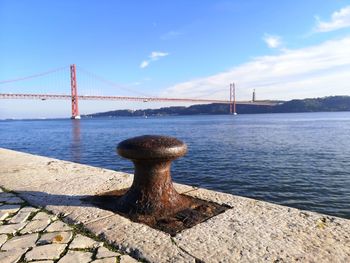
[
  {"left": 76, "top": 66, "right": 153, "bottom": 97},
  {"left": 0, "top": 66, "right": 68, "bottom": 85}
]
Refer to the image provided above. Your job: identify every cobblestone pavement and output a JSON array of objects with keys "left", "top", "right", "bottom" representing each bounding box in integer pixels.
[{"left": 0, "top": 188, "right": 139, "bottom": 263}]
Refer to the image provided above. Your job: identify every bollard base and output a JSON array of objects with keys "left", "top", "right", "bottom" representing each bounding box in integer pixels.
[{"left": 85, "top": 189, "right": 230, "bottom": 236}]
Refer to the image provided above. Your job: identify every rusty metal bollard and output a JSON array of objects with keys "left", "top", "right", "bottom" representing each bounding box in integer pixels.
[
  {"left": 85, "top": 134, "right": 228, "bottom": 235},
  {"left": 116, "top": 135, "right": 192, "bottom": 217}
]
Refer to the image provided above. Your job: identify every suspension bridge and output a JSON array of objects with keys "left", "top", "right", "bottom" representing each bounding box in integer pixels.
[{"left": 0, "top": 64, "right": 277, "bottom": 119}]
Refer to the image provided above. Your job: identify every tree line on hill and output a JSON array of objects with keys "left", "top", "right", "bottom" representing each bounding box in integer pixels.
[{"left": 83, "top": 96, "right": 350, "bottom": 117}]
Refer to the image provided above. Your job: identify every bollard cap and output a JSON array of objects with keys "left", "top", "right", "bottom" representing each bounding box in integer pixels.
[{"left": 117, "top": 135, "right": 187, "bottom": 160}]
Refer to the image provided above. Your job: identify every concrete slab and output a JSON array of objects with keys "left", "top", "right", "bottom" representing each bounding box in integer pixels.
[
  {"left": 20, "top": 218, "right": 51, "bottom": 234},
  {"left": 69, "top": 234, "right": 101, "bottom": 249},
  {"left": 25, "top": 243, "right": 67, "bottom": 261},
  {"left": 32, "top": 212, "right": 53, "bottom": 221},
  {"left": 175, "top": 186, "right": 350, "bottom": 262},
  {"left": 96, "top": 246, "right": 120, "bottom": 258},
  {"left": 38, "top": 231, "right": 73, "bottom": 245},
  {"left": 9, "top": 206, "right": 38, "bottom": 224},
  {"left": 0, "top": 248, "right": 28, "bottom": 263},
  {"left": 0, "top": 204, "right": 21, "bottom": 215},
  {"left": 1, "top": 148, "right": 349, "bottom": 263},
  {"left": 1, "top": 233, "right": 38, "bottom": 251},
  {"left": 57, "top": 250, "right": 93, "bottom": 263},
  {"left": 92, "top": 257, "right": 118, "bottom": 263},
  {"left": 0, "top": 234, "right": 8, "bottom": 247},
  {"left": 45, "top": 221, "right": 72, "bottom": 232},
  {"left": 0, "top": 222, "right": 27, "bottom": 234},
  {"left": 120, "top": 255, "right": 140, "bottom": 263}
]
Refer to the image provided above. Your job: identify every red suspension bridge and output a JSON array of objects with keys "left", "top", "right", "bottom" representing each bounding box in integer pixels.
[{"left": 0, "top": 64, "right": 277, "bottom": 119}]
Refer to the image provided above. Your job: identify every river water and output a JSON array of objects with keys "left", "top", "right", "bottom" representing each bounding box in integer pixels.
[{"left": 1, "top": 112, "right": 350, "bottom": 219}]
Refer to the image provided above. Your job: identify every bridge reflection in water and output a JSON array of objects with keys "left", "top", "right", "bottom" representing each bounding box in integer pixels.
[{"left": 70, "top": 120, "right": 81, "bottom": 163}]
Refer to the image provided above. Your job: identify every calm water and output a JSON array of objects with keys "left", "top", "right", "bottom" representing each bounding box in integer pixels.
[{"left": 1, "top": 112, "right": 350, "bottom": 219}]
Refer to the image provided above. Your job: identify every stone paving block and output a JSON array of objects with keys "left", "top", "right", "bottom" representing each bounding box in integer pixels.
[
  {"left": 25, "top": 243, "right": 67, "bottom": 261},
  {"left": 20, "top": 218, "right": 51, "bottom": 234},
  {"left": 9, "top": 207, "right": 37, "bottom": 224},
  {"left": 69, "top": 234, "right": 101, "bottom": 249},
  {"left": 92, "top": 257, "right": 117, "bottom": 263},
  {"left": 45, "top": 220, "right": 72, "bottom": 232},
  {"left": 1, "top": 233, "right": 38, "bottom": 251},
  {"left": 28, "top": 261, "right": 54, "bottom": 263},
  {"left": 0, "top": 234, "right": 7, "bottom": 247},
  {"left": 120, "top": 255, "right": 139, "bottom": 263},
  {"left": 0, "top": 222, "right": 27, "bottom": 234},
  {"left": 0, "top": 248, "right": 28, "bottom": 263},
  {"left": 96, "top": 246, "right": 120, "bottom": 258},
  {"left": 37, "top": 231, "right": 73, "bottom": 245},
  {"left": 0, "top": 211, "right": 10, "bottom": 221},
  {"left": 32, "top": 211, "right": 53, "bottom": 221},
  {"left": 0, "top": 196, "right": 24, "bottom": 204},
  {"left": 0, "top": 193, "right": 16, "bottom": 198},
  {"left": 21, "top": 206, "right": 39, "bottom": 213},
  {"left": 0, "top": 204, "right": 21, "bottom": 214},
  {"left": 57, "top": 250, "right": 93, "bottom": 263}
]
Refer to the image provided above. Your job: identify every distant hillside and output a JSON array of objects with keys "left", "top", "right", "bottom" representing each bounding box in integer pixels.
[
  {"left": 83, "top": 96, "right": 350, "bottom": 117},
  {"left": 273, "top": 96, "right": 350, "bottom": 113}
]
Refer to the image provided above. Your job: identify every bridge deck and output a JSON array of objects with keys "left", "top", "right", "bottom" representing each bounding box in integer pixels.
[{"left": 0, "top": 93, "right": 278, "bottom": 106}]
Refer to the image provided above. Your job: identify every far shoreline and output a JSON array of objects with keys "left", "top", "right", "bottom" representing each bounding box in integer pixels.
[{"left": 1, "top": 110, "right": 350, "bottom": 121}]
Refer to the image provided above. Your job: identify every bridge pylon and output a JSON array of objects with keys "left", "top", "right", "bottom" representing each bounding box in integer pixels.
[
  {"left": 229, "top": 83, "right": 237, "bottom": 115},
  {"left": 70, "top": 64, "right": 80, "bottom": 119}
]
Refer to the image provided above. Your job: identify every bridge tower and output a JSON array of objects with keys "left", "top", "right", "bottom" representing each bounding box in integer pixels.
[
  {"left": 70, "top": 64, "right": 80, "bottom": 119},
  {"left": 229, "top": 83, "right": 237, "bottom": 115}
]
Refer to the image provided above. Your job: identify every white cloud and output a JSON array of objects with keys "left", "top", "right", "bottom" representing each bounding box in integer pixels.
[
  {"left": 263, "top": 35, "right": 282, "bottom": 48},
  {"left": 161, "top": 37, "right": 350, "bottom": 101},
  {"left": 150, "top": 51, "right": 169, "bottom": 59},
  {"left": 140, "top": 51, "right": 169, "bottom": 68},
  {"left": 140, "top": 61, "right": 149, "bottom": 68},
  {"left": 315, "top": 6, "right": 350, "bottom": 32}
]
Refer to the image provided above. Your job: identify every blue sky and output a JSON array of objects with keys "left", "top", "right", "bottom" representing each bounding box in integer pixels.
[{"left": 1, "top": 0, "right": 350, "bottom": 118}]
